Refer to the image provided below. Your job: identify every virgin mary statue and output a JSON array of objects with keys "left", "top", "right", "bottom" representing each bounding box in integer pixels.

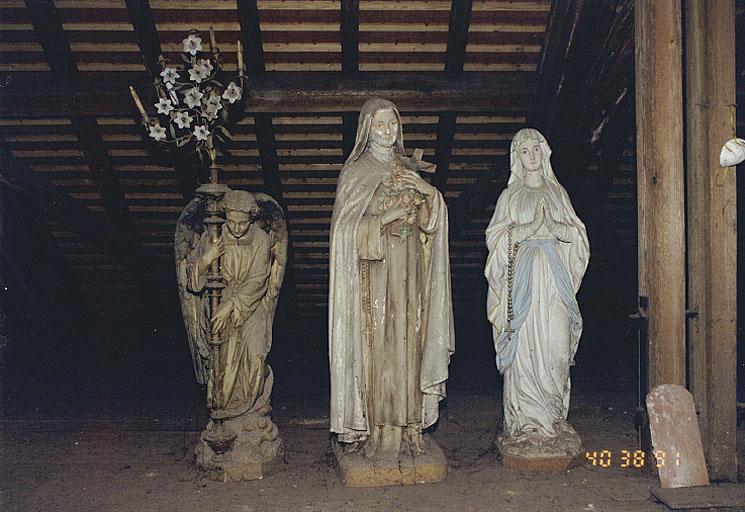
[
  {"left": 485, "top": 128, "right": 589, "bottom": 460},
  {"left": 328, "top": 98, "right": 454, "bottom": 480}
]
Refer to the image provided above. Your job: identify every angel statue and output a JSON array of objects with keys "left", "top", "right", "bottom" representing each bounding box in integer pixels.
[
  {"left": 329, "top": 98, "right": 455, "bottom": 487},
  {"left": 176, "top": 188, "right": 287, "bottom": 481},
  {"left": 484, "top": 128, "right": 589, "bottom": 469}
]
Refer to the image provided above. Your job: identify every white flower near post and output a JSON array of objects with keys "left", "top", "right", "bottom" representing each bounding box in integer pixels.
[
  {"left": 174, "top": 111, "right": 194, "bottom": 130},
  {"left": 155, "top": 98, "right": 174, "bottom": 115},
  {"left": 196, "top": 58, "right": 214, "bottom": 76},
  {"left": 184, "top": 88, "right": 204, "bottom": 109},
  {"left": 183, "top": 34, "right": 203, "bottom": 56},
  {"left": 188, "top": 65, "right": 208, "bottom": 83},
  {"left": 160, "top": 67, "right": 180, "bottom": 86},
  {"left": 193, "top": 125, "right": 210, "bottom": 142},
  {"left": 222, "top": 82, "right": 242, "bottom": 104},
  {"left": 203, "top": 104, "right": 220, "bottom": 121},
  {"left": 148, "top": 123, "right": 167, "bottom": 142}
]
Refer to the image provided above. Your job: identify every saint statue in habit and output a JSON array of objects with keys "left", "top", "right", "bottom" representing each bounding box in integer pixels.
[
  {"left": 328, "top": 98, "right": 455, "bottom": 485},
  {"left": 485, "top": 128, "right": 589, "bottom": 465}
]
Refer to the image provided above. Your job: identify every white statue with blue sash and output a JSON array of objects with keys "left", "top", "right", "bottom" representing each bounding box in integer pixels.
[{"left": 485, "top": 128, "right": 589, "bottom": 464}]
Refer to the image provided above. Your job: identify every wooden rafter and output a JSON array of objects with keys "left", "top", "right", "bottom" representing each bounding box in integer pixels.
[
  {"left": 341, "top": 0, "right": 360, "bottom": 74},
  {"left": 23, "top": 0, "right": 166, "bottom": 302},
  {"left": 340, "top": 0, "right": 360, "bottom": 161},
  {"left": 124, "top": 0, "right": 197, "bottom": 201},
  {"left": 433, "top": 0, "right": 473, "bottom": 191},
  {"left": 0, "top": 142, "right": 166, "bottom": 283},
  {"left": 448, "top": 0, "right": 633, "bottom": 235},
  {"left": 236, "top": 0, "right": 298, "bottom": 324},
  {"left": 0, "top": 72, "right": 534, "bottom": 118}
]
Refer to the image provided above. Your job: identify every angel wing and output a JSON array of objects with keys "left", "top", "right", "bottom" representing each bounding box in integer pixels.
[
  {"left": 175, "top": 196, "right": 211, "bottom": 384},
  {"left": 253, "top": 193, "right": 287, "bottom": 318}
]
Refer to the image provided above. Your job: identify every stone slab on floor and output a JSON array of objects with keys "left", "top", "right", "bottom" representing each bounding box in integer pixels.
[
  {"left": 646, "top": 385, "right": 709, "bottom": 488},
  {"left": 332, "top": 435, "right": 447, "bottom": 488},
  {"left": 651, "top": 484, "right": 745, "bottom": 510}
]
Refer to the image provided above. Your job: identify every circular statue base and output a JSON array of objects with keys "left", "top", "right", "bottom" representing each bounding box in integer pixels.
[
  {"left": 495, "top": 428, "right": 584, "bottom": 472},
  {"left": 196, "top": 409, "right": 284, "bottom": 482}
]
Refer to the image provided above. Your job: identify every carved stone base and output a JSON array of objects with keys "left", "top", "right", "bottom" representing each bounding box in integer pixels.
[
  {"left": 196, "top": 410, "right": 284, "bottom": 482},
  {"left": 496, "top": 427, "right": 584, "bottom": 472},
  {"left": 332, "top": 434, "right": 447, "bottom": 488}
]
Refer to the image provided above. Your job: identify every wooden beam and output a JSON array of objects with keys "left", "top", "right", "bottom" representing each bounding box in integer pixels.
[
  {"left": 684, "top": 0, "right": 738, "bottom": 482},
  {"left": 236, "top": 0, "right": 298, "bottom": 326},
  {"left": 124, "top": 0, "right": 196, "bottom": 201},
  {"left": 123, "top": 0, "right": 161, "bottom": 77},
  {"left": 443, "top": 0, "right": 473, "bottom": 74},
  {"left": 449, "top": 0, "right": 632, "bottom": 234},
  {"left": 0, "top": 72, "right": 535, "bottom": 118},
  {"left": 0, "top": 143, "right": 137, "bottom": 271},
  {"left": 340, "top": 0, "right": 359, "bottom": 73},
  {"left": 23, "top": 0, "right": 167, "bottom": 305},
  {"left": 236, "top": 0, "right": 266, "bottom": 73},
  {"left": 433, "top": 0, "right": 473, "bottom": 191},
  {"left": 340, "top": 0, "right": 360, "bottom": 160},
  {"left": 635, "top": 0, "right": 686, "bottom": 388},
  {"left": 529, "top": 0, "right": 584, "bottom": 134}
]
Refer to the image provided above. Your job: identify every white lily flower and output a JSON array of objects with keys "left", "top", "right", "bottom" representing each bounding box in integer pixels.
[
  {"left": 193, "top": 125, "right": 210, "bottom": 141},
  {"left": 204, "top": 91, "right": 222, "bottom": 108},
  {"left": 183, "top": 34, "right": 203, "bottom": 56},
  {"left": 148, "top": 123, "right": 167, "bottom": 142},
  {"left": 184, "top": 88, "right": 204, "bottom": 109},
  {"left": 196, "top": 58, "right": 214, "bottom": 76},
  {"left": 188, "top": 65, "right": 207, "bottom": 83},
  {"left": 174, "top": 111, "right": 193, "bottom": 129},
  {"left": 155, "top": 98, "right": 173, "bottom": 115},
  {"left": 222, "top": 82, "right": 242, "bottom": 104},
  {"left": 160, "top": 67, "right": 180, "bottom": 85},
  {"left": 203, "top": 103, "right": 221, "bottom": 121}
]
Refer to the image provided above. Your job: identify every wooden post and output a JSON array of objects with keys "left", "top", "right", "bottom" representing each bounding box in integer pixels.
[
  {"left": 684, "top": 0, "right": 738, "bottom": 482},
  {"left": 634, "top": 0, "right": 686, "bottom": 388}
]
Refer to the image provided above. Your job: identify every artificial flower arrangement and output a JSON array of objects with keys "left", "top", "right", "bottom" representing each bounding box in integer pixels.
[
  {"left": 129, "top": 28, "right": 245, "bottom": 167},
  {"left": 377, "top": 156, "right": 430, "bottom": 239}
]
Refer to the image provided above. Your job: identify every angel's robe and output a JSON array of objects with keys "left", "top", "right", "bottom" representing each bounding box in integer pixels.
[
  {"left": 189, "top": 223, "right": 272, "bottom": 417},
  {"left": 329, "top": 152, "right": 455, "bottom": 455}
]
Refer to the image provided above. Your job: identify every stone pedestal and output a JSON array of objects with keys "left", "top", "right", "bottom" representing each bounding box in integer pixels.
[
  {"left": 332, "top": 434, "right": 447, "bottom": 488},
  {"left": 496, "top": 429, "right": 583, "bottom": 472},
  {"left": 196, "top": 409, "right": 284, "bottom": 482}
]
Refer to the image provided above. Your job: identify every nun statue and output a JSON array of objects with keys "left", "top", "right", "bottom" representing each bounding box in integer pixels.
[
  {"left": 328, "top": 98, "right": 455, "bottom": 486},
  {"left": 485, "top": 128, "right": 589, "bottom": 468}
]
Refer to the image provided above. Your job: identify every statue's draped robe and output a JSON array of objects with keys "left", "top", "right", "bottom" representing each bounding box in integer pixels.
[
  {"left": 329, "top": 152, "right": 454, "bottom": 451},
  {"left": 485, "top": 144, "right": 588, "bottom": 440},
  {"left": 189, "top": 224, "right": 273, "bottom": 417}
]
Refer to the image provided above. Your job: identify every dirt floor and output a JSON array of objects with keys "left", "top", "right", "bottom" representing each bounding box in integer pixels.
[{"left": 2, "top": 390, "right": 742, "bottom": 512}]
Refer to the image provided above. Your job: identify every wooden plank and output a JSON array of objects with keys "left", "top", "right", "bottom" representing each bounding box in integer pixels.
[
  {"left": 448, "top": 0, "right": 633, "bottom": 234},
  {"left": 23, "top": 0, "right": 167, "bottom": 304},
  {"left": 528, "top": 0, "right": 581, "bottom": 134},
  {"left": 237, "top": 0, "right": 298, "bottom": 326},
  {"left": 340, "top": 0, "right": 359, "bottom": 73},
  {"left": 236, "top": 0, "right": 265, "bottom": 72},
  {"left": 684, "top": 0, "right": 738, "bottom": 483},
  {"left": 0, "top": 72, "right": 535, "bottom": 117},
  {"left": 433, "top": 0, "right": 472, "bottom": 191},
  {"left": 651, "top": 484, "right": 745, "bottom": 510},
  {"left": 635, "top": 0, "right": 686, "bottom": 387}
]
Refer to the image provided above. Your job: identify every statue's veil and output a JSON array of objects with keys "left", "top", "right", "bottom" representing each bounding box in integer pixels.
[
  {"left": 507, "top": 128, "right": 577, "bottom": 225},
  {"left": 345, "top": 97, "right": 405, "bottom": 165}
]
